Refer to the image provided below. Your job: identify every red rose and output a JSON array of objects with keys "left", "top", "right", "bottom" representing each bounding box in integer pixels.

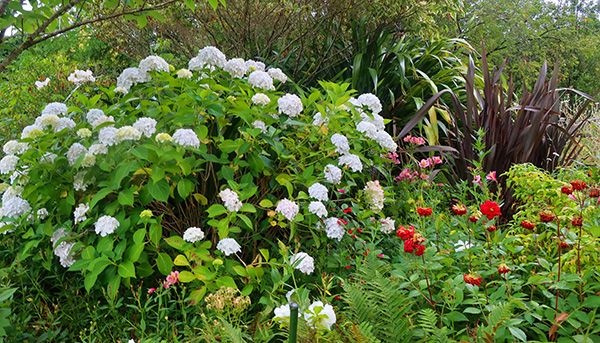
[{"left": 480, "top": 200, "right": 501, "bottom": 220}]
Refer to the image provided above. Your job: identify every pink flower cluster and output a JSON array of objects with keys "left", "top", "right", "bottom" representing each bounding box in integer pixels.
[
  {"left": 147, "top": 270, "right": 180, "bottom": 294},
  {"left": 417, "top": 156, "right": 443, "bottom": 168},
  {"left": 403, "top": 135, "right": 426, "bottom": 145},
  {"left": 396, "top": 168, "right": 429, "bottom": 182},
  {"left": 381, "top": 152, "right": 401, "bottom": 165}
]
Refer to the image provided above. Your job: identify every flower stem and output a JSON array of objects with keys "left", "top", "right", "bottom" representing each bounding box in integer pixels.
[{"left": 421, "top": 255, "right": 434, "bottom": 306}]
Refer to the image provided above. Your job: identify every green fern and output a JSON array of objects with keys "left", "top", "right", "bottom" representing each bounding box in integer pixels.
[
  {"left": 476, "top": 301, "right": 514, "bottom": 342},
  {"left": 417, "top": 309, "right": 452, "bottom": 343}
]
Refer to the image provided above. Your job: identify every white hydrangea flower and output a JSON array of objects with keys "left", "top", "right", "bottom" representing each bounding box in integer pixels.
[
  {"left": 252, "top": 120, "right": 267, "bottom": 134},
  {"left": 99, "top": 127, "right": 118, "bottom": 147},
  {"left": 42, "top": 102, "right": 68, "bottom": 116},
  {"left": 53, "top": 117, "right": 76, "bottom": 133},
  {"left": 273, "top": 304, "right": 292, "bottom": 323},
  {"left": 248, "top": 70, "right": 274, "bottom": 90},
  {"left": 114, "top": 86, "right": 128, "bottom": 94},
  {"left": 356, "top": 121, "right": 378, "bottom": 139},
  {"left": 9, "top": 166, "right": 29, "bottom": 186},
  {"left": 290, "top": 252, "right": 315, "bottom": 275},
  {"left": 1, "top": 193, "right": 31, "bottom": 218},
  {"left": 364, "top": 180, "right": 385, "bottom": 212},
  {"left": 312, "top": 112, "right": 328, "bottom": 127},
  {"left": 86, "top": 109, "right": 105, "bottom": 124},
  {"left": 277, "top": 94, "right": 303, "bottom": 117},
  {"left": 338, "top": 154, "right": 362, "bottom": 172},
  {"left": 357, "top": 93, "right": 382, "bottom": 114},
  {"left": 245, "top": 60, "right": 265, "bottom": 72},
  {"left": 374, "top": 131, "right": 397, "bottom": 152},
  {"left": 308, "top": 183, "right": 328, "bottom": 201},
  {"left": 155, "top": 133, "right": 173, "bottom": 143},
  {"left": 251, "top": 93, "right": 270, "bottom": 106},
  {"left": 304, "top": 301, "right": 336, "bottom": 330},
  {"left": 94, "top": 215, "right": 119, "bottom": 237},
  {"left": 115, "top": 126, "right": 142, "bottom": 142},
  {"left": 0, "top": 155, "right": 19, "bottom": 174},
  {"left": 323, "top": 217, "right": 345, "bottom": 241},
  {"left": 183, "top": 226, "right": 205, "bottom": 243},
  {"left": 308, "top": 201, "right": 328, "bottom": 218},
  {"left": 360, "top": 112, "right": 386, "bottom": 130},
  {"left": 176, "top": 68, "right": 193, "bottom": 79},
  {"left": 68, "top": 69, "right": 95, "bottom": 84},
  {"left": 40, "top": 152, "right": 57, "bottom": 164},
  {"left": 219, "top": 188, "right": 243, "bottom": 212},
  {"left": 73, "top": 170, "right": 94, "bottom": 192},
  {"left": 323, "top": 164, "right": 342, "bottom": 184},
  {"left": 224, "top": 58, "right": 247, "bottom": 78},
  {"left": 21, "top": 124, "right": 44, "bottom": 139},
  {"left": 380, "top": 217, "right": 395, "bottom": 234},
  {"left": 217, "top": 238, "right": 242, "bottom": 256},
  {"left": 74, "top": 203, "right": 90, "bottom": 224},
  {"left": 35, "top": 78, "right": 50, "bottom": 90},
  {"left": 37, "top": 208, "right": 49, "bottom": 220},
  {"left": 80, "top": 153, "right": 96, "bottom": 168},
  {"left": 191, "top": 46, "right": 227, "bottom": 70},
  {"left": 51, "top": 228, "right": 76, "bottom": 268},
  {"left": 91, "top": 115, "right": 115, "bottom": 130},
  {"left": 66, "top": 143, "right": 87, "bottom": 166},
  {"left": 3, "top": 141, "right": 29, "bottom": 155},
  {"left": 117, "top": 67, "right": 148, "bottom": 91},
  {"left": 35, "top": 113, "right": 59, "bottom": 129},
  {"left": 267, "top": 68, "right": 287, "bottom": 83},
  {"left": 89, "top": 144, "right": 108, "bottom": 155},
  {"left": 276, "top": 198, "right": 299, "bottom": 221},
  {"left": 455, "top": 240, "right": 474, "bottom": 252},
  {"left": 133, "top": 117, "right": 157, "bottom": 138},
  {"left": 77, "top": 128, "right": 92, "bottom": 138},
  {"left": 3, "top": 185, "right": 22, "bottom": 198},
  {"left": 139, "top": 55, "right": 170, "bottom": 74},
  {"left": 331, "top": 134, "right": 350, "bottom": 154},
  {"left": 172, "top": 129, "right": 200, "bottom": 148}
]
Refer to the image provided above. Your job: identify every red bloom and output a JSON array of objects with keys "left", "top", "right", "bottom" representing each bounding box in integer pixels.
[
  {"left": 377, "top": 254, "right": 384, "bottom": 258},
  {"left": 469, "top": 215, "right": 479, "bottom": 223},
  {"left": 334, "top": 295, "right": 341, "bottom": 300},
  {"left": 363, "top": 249, "right": 370, "bottom": 256},
  {"left": 415, "top": 244, "right": 426, "bottom": 256},
  {"left": 571, "top": 217, "right": 583, "bottom": 227},
  {"left": 337, "top": 189, "right": 346, "bottom": 193},
  {"left": 404, "top": 239, "right": 415, "bottom": 253},
  {"left": 486, "top": 225, "right": 497, "bottom": 233},
  {"left": 396, "top": 226, "right": 415, "bottom": 240},
  {"left": 497, "top": 264, "right": 510, "bottom": 275},
  {"left": 559, "top": 241, "right": 570, "bottom": 250},
  {"left": 570, "top": 180, "right": 587, "bottom": 191},
  {"left": 589, "top": 188, "right": 600, "bottom": 198},
  {"left": 337, "top": 219, "right": 349, "bottom": 225},
  {"left": 539, "top": 212, "right": 556, "bottom": 223},
  {"left": 343, "top": 207, "right": 352, "bottom": 213},
  {"left": 463, "top": 274, "right": 482, "bottom": 286},
  {"left": 416, "top": 207, "right": 433, "bottom": 217},
  {"left": 561, "top": 185, "right": 573, "bottom": 195},
  {"left": 452, "top": 204, "right": 467, "bottom": 216},
  {"left": 480, "top": 201, "right": 501, "bottom": 220},
  {"left": 521, "top": 220, "right": 535, "bottom": 230}
]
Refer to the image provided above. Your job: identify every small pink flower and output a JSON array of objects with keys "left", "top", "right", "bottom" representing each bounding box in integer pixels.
[
  {"left": 474, "top": 175, "right": 482, "bottom": 186},
  {"left": 377, "top": 254, "right": 384, "bottom": 258},
  {"left": 337, "top": 189, "right": 345, "bottom": 193},
  {"left": 432, "top": 156, "right": 443, "bottom": 165},
  {"left": 346, "top": 266, "right": 351, "bottom": 269},
  {"left": 568, "top": 194, "right": 577, "bottom": 202},
  {"left": 163, "top": 271, "right": 179, "bottom": 289},
  {"left": 398, "top": 168, "right": 412, "bottom": 181},
  {"left": 148, "top": 288, "right": 156, "bottom": 294},
  {"left": 412, "top": 137, "right": 426, "bottom": 145},
  {"left": 418, "top": 159, "right": 430, "bottom": 168},
  {"left": 486, "top": 171, "right": 497, "bottom": 182},
  {"left": 403, "top": 135, "right": 413, "bottom": 142},
  {"left": 420, "top": 173, "right": 429, "bottom": 180}
]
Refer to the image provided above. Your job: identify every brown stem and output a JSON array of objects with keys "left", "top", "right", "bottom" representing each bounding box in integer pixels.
[
  {"left": 421, "top": 255, "right": 434, "bottom": 306},
  {"left": 556, "top": 217, "right": 561, "bottom": 311}
]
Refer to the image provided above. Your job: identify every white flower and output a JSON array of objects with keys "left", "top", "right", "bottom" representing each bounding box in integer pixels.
[
  {"left": 183, "top": 227, "right": 205, "bottom": 243},
  {"left": 37, "top": 208, "right": 49, "bottom": 220},
  {"left": 312, "top": 112, "right": 328, "bottom": 127},
  {"left": 176, "top": 68, "right": 193, "bottom": 79},
  {"left": 273, "top": 304, "right": 292, "bottom": 323},
  {"left": 21, "top": 124, "right": 44, "bottom": 139},
  {"left": 455, "top": 240, "right": 474, "bottom": 252},
  {"left": 323, "top": 217, "right": 345, "bottom": 241},
  {"left": 41, "top": 102, "right": 68, "bottom": 116},
  {"left": 252, "top": 120, "right": 268, "bottom": 134},
  {"left": 117, "top": 67, "right": 148, "bottom": 90},
  {"left": 51, "top": 228, "right": 77, "bottom": 268},
  {"left": 3, "top": 141, "right": 29, "bottom": 155},
  {"left": 114, "top": 86, "right": 128, "bottom": 94},
  {"left": 86, "top": 109, "right": 105, "bottom": 124},
  {"left": 3, "top": 185, "right": 22, "bottom": 198},
  {"left": 173, "top": 129, "right": 200, "bottom": 148},
  {"left": 98, "top": 127, "right": 118, "bottom": 147},
  {"left": 0, "top": 155, "right": 19, "bottom": 174},
  {"left": 380, "top": 217, "right": 395, "bottom": 234},
  {"left": 338, "top": 154, "right": 363, "bottom": 172},
  {"left": 217, "top": 238, "right": 242, "bottom": 256},
  {"left": 308, "top": 201, "right": 328, "bottom": 218},
  {"left": 224, "top": 58, "right": 247, "bottom": 78},
  {"left": 245, "top": 60, "right": 265, "bottom": 72},
  {"left": 53, "top": 117, "right": 76, "bottom": 133},
  {"left": 35, "top": 113, "right": 59, "bottom": 129},
  {"left": 331, "top": 134, "right": 350, "bottom": 154},
  {"left": 156, "top": 133, "right": 173, "bottom": 143},
  {"left": 41, "top": 152, "right": 57, "bottom": 164},
  {"left": 133, "top": 117, "right": 157, "bottom": 138},
  {"left": 81, "top": 153, "right": 96, "bottom": 167},
  {"left": 35, "top": 78, "right": 50, "bottom": 90},
  {"left": 323, "top": 164, "right": 342, "bottom": 184},
  {"left": 115, "top": 126, "right": 142, "bottom": 142},
  {"left": 304, "top": 301, "right": 336, "bottom": 330},
  {"left": 68, "top": 69, "right": 95, "bottom": 84},
  {"left": 1, "top": 193, "right": 31, "bottom": 218},
  {"left": 248, "top": 71, "right": 274, "bottom": 90},
  {"left": 77, "top": 128, "right": 92, "bottom": 138},
  {"left": 308, "top": 183, "right": 328, "bottom": 201},
  {"left": 364, "top": 180, "right": 384, "bottom": 212},
  {"left": 89, "top": 144, "right": 108, "bottom": 155},
  {"left": 356, "top": 121, "right": 378, "bottom": 138},
  {"left": 286, "top": 289, "right": 296, "bottom": 302},
  {"left": 290, "top": 252, "right": 315, "bottom": 275},
  {"left": 251, "top": 93, "right": 271, "bottom": 106},
  {"left": 74, "top": 203, "right": 90, "bottom": 224},
  {"left": 374, "top": 130, "right": 397, "bottom": 152},
  {"left": 91, "top": 115, "right": 115, "bottom": 130},
  {"left": 9, "top": 166, "right": 29, "bottom": 186},
  {"left": 94, "top": 215, "right": 119, "bottom": 237},
  {"left": 360, "top": 112, "right": 386, "bottom": 130},
  {"left": 66, "top": 143, "right": 87, "bottom": 166},
  {"left": 276, "top": 199, "right": 299, "bottom": 221},
  {"left": 191, "top": 46, "right": 227, "bottom": 70},
  {"left": 277, "top": 94, "right": 303, "bottom": 117},
  {"left": 267, "top": 68, "right": 287, "bottom": 83},
  {"left": 73, "top": 170, "right": 94, "bottom": 191},
  {"left": 139, "top": 55, "right": 170, "bottom": 73},
  {"left": 357, "top": 93, "right": 382, "bottom": 114},
  {"left": 219, "top": 188, "right": 243, "bottom": 212}
]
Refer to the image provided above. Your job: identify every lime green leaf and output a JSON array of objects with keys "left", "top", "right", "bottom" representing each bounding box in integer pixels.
[
  {"left": 177, "top": 178, "right": 194, "bottom": 198},
  {"left": 148, "top": 178, "right": 170, "bottom": 202},
  {"left": 118, "top": 261, "right": 136, "bottom": 278},
  {"left": 178, "top": 270, "right": 196, "bottom": 283},
  {"left": 174, "top": 254, "right": 190, "bottom": 266},
  {"left": 157, "top": 253, "right": 173, "bottom": 275}
]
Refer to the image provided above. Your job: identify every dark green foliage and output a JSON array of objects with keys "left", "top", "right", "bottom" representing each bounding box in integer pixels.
[{"left": 416, "top": 309, "right": 452, "bottom": 343}]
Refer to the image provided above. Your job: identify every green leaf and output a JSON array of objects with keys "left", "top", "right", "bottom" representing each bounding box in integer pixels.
[
  {"left": 165, "top": 236, "right": 185, "bottom": 250},
  {"left": 149, "top": 222, "right": 162, "bottom": 246},
  {"left": 136, "top": 14, "right": 148, "bottom": 28},
  {"left": 118, "top": 261, "right": 136, "bottom": 278},
  {"left": 233, "top": 265, "right": 248, "bottom": 277},
  {"left": 237, "top": 214, "right": 253, "bottom": 230},
  {"left": 446, "top": 311, "right": 468, "bottom": 322},
  {"left": 207, "top": 204, "right": 227, "bottom": 217},
  {"left": 133, "top": 228, "right": 146, "bottom": 245},
  {"left": 583, "top": 296, "right": 600, "bottom": 308},
  {"left": 508, "top": 327, "right": 527, "bottom": 342},
  {"left": 157, "top": 253, "right": 173, "bottom": 275},
  {"left": 247, "top": 153, "right": 264, "bottom": 172},
  {"left": 118, "top": 188, "right": 134, "bottom": 206},
  {"left": 177, "top": 178, "right": 194, "bottom": 198},
  {"left": 259, "top": 199, "right": 273, "bottom": 208},
  {"left": 84, "top": 271, "right": 99, "bottom": 292},
  {"left": 216, "top": 276, "right": 237, "bottom": 289},
  {"left": 91, "top": 188, "right": 113, "bottom": 209},
  {"left": 208, "top": 0, "right": 218, "bottom": 11},
  {"left": 240, "top": 203, "right": 256, "bottom": 213},
  {"left": 464, "top": 307, "right": 481, "bottom": 314},
  {"left": 174, "top": 254, "right": 190, "bottom": 266},
  {"left": 148, "top": 178, "right": 170, "bottom": 202},
  {"left": 178, "top": 270, "right": 195, "bottom": 283},
  {"left": 221, "top": 166, "right": 235, "bottom": 180},
  {"left": 538, "top": 258, "right": 551, "bottom": 270}
]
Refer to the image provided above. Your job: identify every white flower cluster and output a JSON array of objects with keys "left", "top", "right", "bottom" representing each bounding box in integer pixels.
[
  {"left": 77, "top": 128, "right": 92, "bottom": 138},
  {"left": 219, "top": 188, "right": 243, "bottom": 212},
  {"left": 18, "top": 102, "right": 77, "bottom": 139},
  {"left": 289, "top": 252, "right": 315, "bottom": 274},
  {"left": 183, "top": 226, "right": 205, "bottom": 243},
  {"left": 51, "top": 228, "right": 77, "bottom": 268},
  {"left": 273, "top": 304, "right": 293, "bottom": 323},
  {"left": 248, "top": 70, "right": 274, "bottom": 90},
  {"left": 323, "top": 164, "right": 342, "bottom": 184},
  {"left": 0, "top": 155, "right": 19, "bottom": 174},
  {"left": 74, "top": 203, "right": 90, "bottom": 224},
  {"left": 380, "top": 217, "right": 395, "bottom": 234},
  {"left": 172, "top": 129, "right": 200, "bottom": 148},
  {"left": 217, "top": 238, "right": 241, "bottom": 256},
  {"left": 189, "top": 46, "right": 227, "bottom": 70},
  {"left": 1, "top": 189, "right": 31, "bottom": 218},
  {"left": 66, "top": 143, "right": 87, "bottom": 166},
  {"left": 308, "top": 201, "right": 327, "bottom": 218},
  {"left": 94, "top": 215, "right": 119, "bottom": 237},
  {"left": 364, "top": 180, "right": 384, "bottom": 212},
  {"left": 338, "top": 153, "right": 363, "bottom": 172},
  {"left": 35, "top": 78, "right": 50, "bottom": 90},
  {"left": 37, "top": 208, "right": 49, "bottom": 220},
  {"left": 3, "top": 140, "right": 30, "bottom": 155},
  {"left": 245, "top": 60, "right": 265, "bottom": 72},
  {"left": 304, "top": 301, "right": 337, "bottom": 330},
  {"left": 267, "top": 68, "right": 287, "bottom": 83},
  {"left": 116, "top": 67, "right": 150, "bottom": 93},
  {"left": 133, "top": 117, "right": 157, "bottom": 137},
  {"left": 73, "top": 170, "right": 94, "bottom": 191},
  {"left": 176, "top": 68, "right": 193, "bottom": 79},
  {"left": 115, "top": 126, "right": 142, "bottom": 142},
  {"left": 351, "top": 94, "right": 397, "bottom": 152},
  {"left": 251, "top": 93, "right": 270, "bottom": 106},
  {"left": 277, "top": 93, "right": 303, "bottom": 117},
  {"left": 312, "top": 112, "right": 328, "bottom": 127},
  {"left": 276, "top": 198, "right": 299, "bottom": 221},
  {"left": 308, "top": 183, "right": 328, "bottom": 201},
  {"left": 99, "top": 127, "right": 118, "bottom": 146},
  {"left": 331, "top": 133, "right": 350, "bottom": 154},
  {"left": 68, "top": 69, "right": 95, "bottom": 85},
  {"left": 139, "top": 55, "right": 170, "bottom": 74},
  {"left": 252, "top": 120, "right": 268, "bottom": 134},
  {"left": 224, "top": 58, "right": 247, "bottom": 78},
  {"left": 156, "top": 133, "right": 173, "bottom": 143},
  {"left": 323, "top": 217, "right": 344, "bottom": 241}
]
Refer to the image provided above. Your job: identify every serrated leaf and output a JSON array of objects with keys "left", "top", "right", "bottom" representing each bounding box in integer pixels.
[
  {"left": 156, "top": 253, "right": 173, "bottom": 275},
  {"left": 148, "top": 178, "right": 170, "bottom": 202},
  {"left": 118, "top": 261, "right": 136, "bottom": 278}
]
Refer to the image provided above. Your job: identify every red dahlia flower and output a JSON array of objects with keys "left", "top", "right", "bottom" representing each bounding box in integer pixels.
[
  {"left": 464, "top": 273, "right": 482, "bottom": 286},
  {"left": 396, "top": 226, "right": 415, "bottom": 240},
  {"left": 561, "top": 186, "right": 573, "bottom": 195},
  {"left": 521, "top": 220, "right": 535, "bottom": 230},
  {"left": 497, "top": 264, "right": 510, "bottom": 274},
  {"left": 415, "top": 244, "right": 426, "bottom": 256},
  {"left": 416, "top": 207, "right": 433, "bottom": 217},
  {"left": 469, "top": 215, "right": 479, "bottom": 223},
  {"left": 403, "top": 239, "right": 415, "bottom": 253},
  {"left": 570, "top": 180, "right": 587, "bottom": 191},
  {"left": 480, "top": 201, "right": 501, "bottom": 220},
  {"left": 539, "top": 212, "right": 556, "bottom": 223},
  {"left": 452, "top": 204, "right": 467, "bottom": 216}
]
